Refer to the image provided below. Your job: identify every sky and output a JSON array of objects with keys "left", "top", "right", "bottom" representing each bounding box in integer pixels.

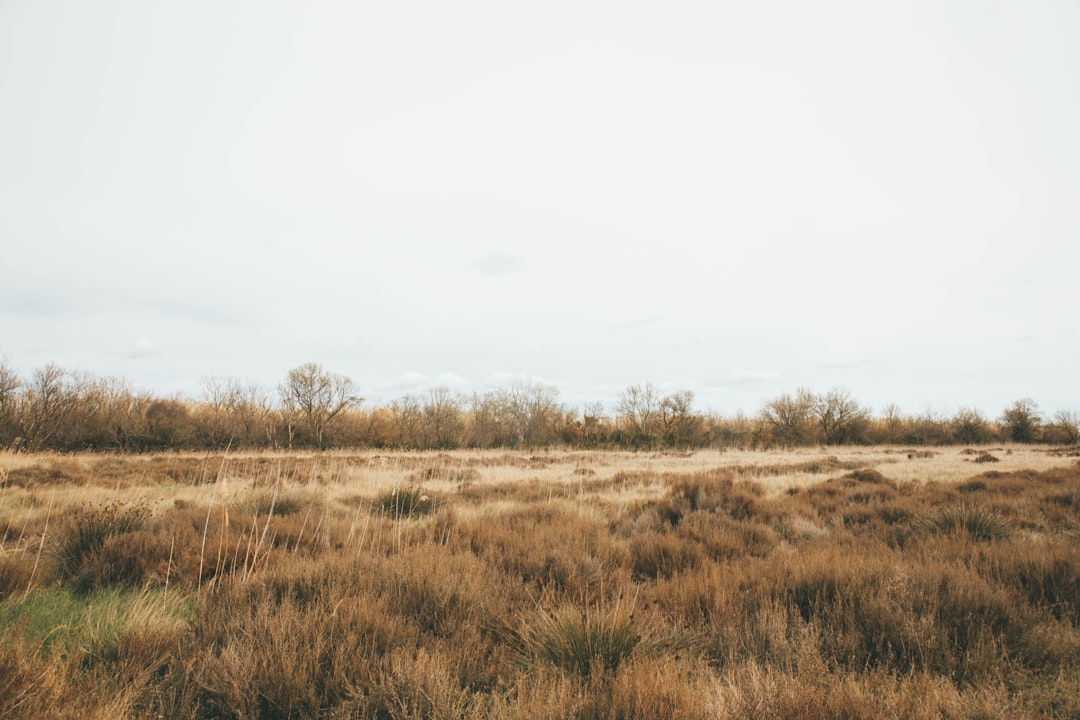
[{"left": 1, "top": 0, "right": 1078, "bottom": 417}]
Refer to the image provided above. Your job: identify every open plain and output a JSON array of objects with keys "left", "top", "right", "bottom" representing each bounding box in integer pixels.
[{"left": 2, "top": 445, "right": 1079, "bottom": 718}]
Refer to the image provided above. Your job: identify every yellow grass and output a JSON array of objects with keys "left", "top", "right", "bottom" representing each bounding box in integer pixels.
[{"left": 1, "top": 446, "right": 1078, "bottom": 718}]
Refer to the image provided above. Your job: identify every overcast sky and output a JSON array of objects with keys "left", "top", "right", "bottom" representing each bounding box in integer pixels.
[{"left": 2, "top": 1, "right": 1078, "bottom": 417}]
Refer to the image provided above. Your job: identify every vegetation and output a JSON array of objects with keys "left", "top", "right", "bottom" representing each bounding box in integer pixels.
[
  {"left": 1, "top": 446, "right": 1078, "bottom": 718},
  {"left": 0, "top": 358, "right": 1076, "bottom": 452}
]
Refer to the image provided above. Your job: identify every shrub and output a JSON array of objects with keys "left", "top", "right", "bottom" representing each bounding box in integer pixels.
[
  {"left": 373, "top": 482, "right": 439, "bottom": 518},
  {"left": 510, "top": 597, "right": 658, "bottom": 677},
  {"left": 914, "top": 505, "right": 1012, "bottom": 542},
  {"left": 0, "top": 554, "right": 35, "bottom": 600},
  {"left": 51, "top": 502, "right": 151, "bottom": 591},
  {"left": 630, "top": 531, "right": 704, "bottom": 580}
]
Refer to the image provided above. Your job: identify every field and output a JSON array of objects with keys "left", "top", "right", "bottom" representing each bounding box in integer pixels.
[{"left": 2, "top": 445, "right": 1079, "bottom": 719}]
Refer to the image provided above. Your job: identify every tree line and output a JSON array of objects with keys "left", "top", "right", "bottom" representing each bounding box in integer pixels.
[{"left": 0, "top": 359, "right": 1076, "bottom": 452}]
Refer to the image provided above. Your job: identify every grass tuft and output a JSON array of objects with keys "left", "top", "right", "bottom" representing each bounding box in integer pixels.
[
  {"left": 373, "top": 482, "right": 439, "bottom": 518},
  {"left": 510, "top": 594, "right": 663, "bottom": 677},
  {"left": 914, "top": 504, "right": 1012, "bottom": 541},
  {"left": 51, "top": 501, "right": 151, "bottom": 591}
]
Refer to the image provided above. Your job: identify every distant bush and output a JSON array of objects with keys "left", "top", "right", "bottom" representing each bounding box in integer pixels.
[{"left": 373, "top": 482, "right": 439, "bottom": 518}]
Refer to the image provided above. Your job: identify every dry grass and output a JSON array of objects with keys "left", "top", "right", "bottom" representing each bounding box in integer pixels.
[{"left": 1, "top": 446, "right": 1078, "bottom": 718}]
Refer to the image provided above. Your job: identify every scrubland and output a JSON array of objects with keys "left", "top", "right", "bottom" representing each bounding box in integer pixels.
[{"left": 1, "top": 445, "right": 1079, "bottom": 719}]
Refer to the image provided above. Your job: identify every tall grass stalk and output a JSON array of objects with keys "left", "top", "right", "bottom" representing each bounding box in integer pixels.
[
  {"left": 23, "top": 491, "right": 52, "bottom": 599},
  {"left": 163, "top": 535, "right": 174, "bottom": 606},
  {"left": 197, "top": 499, "right": 213, "bottom": 594}
]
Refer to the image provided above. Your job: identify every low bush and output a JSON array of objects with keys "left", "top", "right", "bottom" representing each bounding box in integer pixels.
[
  {"left": 914, "top": 504, "right": 1012, "bottom": 542},
  {"left": 51, "top": 502, "right": 153, "bottom": 592},
  {"left": 373, "top": 482, "right": 439, "bottom": 518},
  {"left": 629, "top": 531, "right": 705, "bottom": 580},
  {"left": 509, "top": 596, "right": 659, "bottom": 677}
]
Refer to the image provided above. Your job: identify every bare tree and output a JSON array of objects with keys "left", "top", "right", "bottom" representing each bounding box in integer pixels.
[
  {"left": 878, "top": 403, "right": 906, "bottom": 444},
  {"left": 512, "top": 381, "right": 561, "bottom": 446},
  {"left": 200, "top": 376, "right": 237, "bottom": 447},
  {"left": 659, "top": 390, "right": 698, "bottom": 448},
  {"left": 999, "top": 398, "right": 1041, "bottom": 443},
  {"left": 0, "top": 357, "right": 22, "bottom": 446},
  {"left": 616, "top": 382, "right": 661, "bottom": 438},
  {"left": 812, "top": 388, "right": 869, "bottom": 445},
  {"left": 951, "top": 407, "right": 993, "bottom": 444},
  {"left": 760, "top": 387, "right": 817, "bottom": 446},
  {"left": 202, "top": 376, "right": 277, "bottom": 448},
  {"left": 389, "top": 395, "right": 423, "bottom": 448},
  {"left": 279, "top": 363, "right": 360, "bottom": 449},
  {"left": 580, "top": 401, "right": 609, "bottom": 448},
  {"left": 21, "top": 363, "right": 75, "bottom": 450},
  {"left": 423, "top": 386, "right": 463, "bottom": 448},
  {"left": 1049, "top": 409, "right": 1080, "bottom": 445}
]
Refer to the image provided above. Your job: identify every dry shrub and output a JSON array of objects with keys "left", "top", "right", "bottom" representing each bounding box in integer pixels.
[
  {"left": 620, "top": 473, "right": 771, "bottom": 537},
  {"left": 378, "top": 546, "right": 511, "bottom": 638},
  {"left": 2, "top": 452, "right": 1078, "bottom": 718},
  {"left": 715, "top": 665, "right": 827, "bottom": 719},
  {"left": 509, "top": 595, "right": 667, "bottom": 677},
  {"left": 630, "top": 531, "right": 705, "bottom": 579},
  {"left": 462, "top": 505, "right": 627, "bottom": 599},
  {"left": 358, "top": 647, "right": 481, "bottom": 720},
  {"left": 187, "top": 559, "right": 413, "bottom": 718},
  {"left": 961, "top": 470, "right": 1037, "bottom": 496},
  {"left": 0, "top": 634, "right": 44, "bottom": 719},
  {"left": 914, "top": 504, "right": 1012, "bottom": 542},
  {"left": 0, "top": 554, "right": 36, "bottom": 600},
  {"left": 87, "top": 529, "right": 174, "bottom": 590},
  {"left": 413, "top": 463, "right": 481, "bottom": 484},
  {"left": 983, "top": 542, "right": 1080, "bottom": 624},
  {"left": 180, "top": 549, "right": 508, "bottom": 718},
  {"left": 0, "top": 587, "right": 192, "bottom": 719},
  {"left": 843, "top": 468, "right": 891, "bottom": 485},
  {"left": 244, "top": 488, "right": 317, "bottom": 517},
  {"left": 373, "top": 482, "right": 440, "bottom": 518},
  {"left": 668, "top": 473, "right": 768, "bottom": 521},
  {"left": 5, "top": 461, "right": 84, "bottom": 488},
  {"left": 52, "top": 501, "right": 156, "bottom": 592},
  {"left": 643, "top": 568, "right": 721, "bottom": 627},
  {"left": 576, "top": 657, "right": 716, "bottom": 720},
  {"left": 457, "top": 478, "right": 571, "bottom": 505},
  {"left": 770, "top": 544, "right": 1061, "bottom": 683},
  {"left": 678, "top": 512, "right": 778, "bottom": 559},
  {"left": 774, "top": 513, "right": 828, "bottom": 544}
]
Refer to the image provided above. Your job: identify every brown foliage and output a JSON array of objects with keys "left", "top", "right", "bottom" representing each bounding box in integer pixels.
[{"left": 1, "top": 451, "right": 1079, "bottom": 717}]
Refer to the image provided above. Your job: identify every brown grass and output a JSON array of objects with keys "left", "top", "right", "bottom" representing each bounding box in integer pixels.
[{"left": 0, "top": 446, "right": 1077, "bottom": 718}]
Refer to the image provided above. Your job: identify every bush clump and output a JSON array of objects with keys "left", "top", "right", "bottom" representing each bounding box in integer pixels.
[
  {"left": 510, "top": 599, "right": 656, "bottom": 677},
  {"left": 914, "top": 504, "right": 1012, "bottom": 542},
  {"left": 373, "top": 483, "right": 439, "bottom": 518},
  {"left": 52, "top": 501, "right": 152, "bottom": 592}
]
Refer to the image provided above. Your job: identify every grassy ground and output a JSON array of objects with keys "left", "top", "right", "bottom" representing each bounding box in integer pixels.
[{"left": 1, "top": 445, "right": 1078, "bottom": 718}]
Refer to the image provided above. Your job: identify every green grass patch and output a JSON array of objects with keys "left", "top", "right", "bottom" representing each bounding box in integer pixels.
[{"left": 0, "top": 587, "right": 194, "bottom": 661}]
